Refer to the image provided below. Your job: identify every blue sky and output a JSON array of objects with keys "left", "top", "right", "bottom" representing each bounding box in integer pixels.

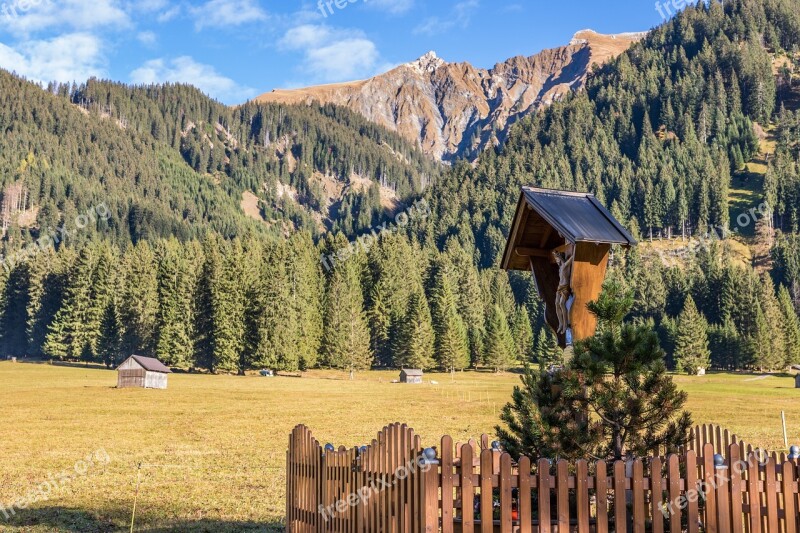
[{"left": 0, "top": 0, "right": 675, "bottom": 105}]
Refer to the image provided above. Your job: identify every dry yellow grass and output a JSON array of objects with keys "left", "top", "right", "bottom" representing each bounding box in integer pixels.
[{"left": 1, "top": 362, "right": 798, "bottom": 532}]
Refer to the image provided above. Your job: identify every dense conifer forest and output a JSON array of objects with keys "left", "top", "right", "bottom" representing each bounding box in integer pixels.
[{"left": 1, "top": 0, "right": 800, "bottom": 375}]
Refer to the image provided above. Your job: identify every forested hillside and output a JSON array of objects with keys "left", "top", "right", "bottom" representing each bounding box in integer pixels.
[
  {"left": 1, "top": 0, "right": 800, "bottom": 376},
  {"left": 0, "top": 71, "right": 439, "bottom": 255}
]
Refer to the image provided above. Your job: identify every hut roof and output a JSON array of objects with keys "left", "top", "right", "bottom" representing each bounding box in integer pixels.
[
  {"left": 501, "top": 187, "right": 637, "bottom": 271},
  {"left": 121, "top": 355, "right": 172, "bottom": 373},
  {"left": 401, "top": 369, "right": 423, "bottom": 376}
]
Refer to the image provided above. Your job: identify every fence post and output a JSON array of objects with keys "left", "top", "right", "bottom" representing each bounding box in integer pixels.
[{"left": 419, "top": 447, "right": 439, "bottom": 533}]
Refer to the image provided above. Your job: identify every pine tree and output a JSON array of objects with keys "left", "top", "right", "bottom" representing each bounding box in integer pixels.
[
  {"left": 498, "top": 282, "right": 691, "bottom": 461},
  {"left": 709, "top": 319, "right": 741, "bottom": 370},
  {"left": 154, "top": 239, "right": 196, "bottom": 368},
  {"left": 290, "top": 232, "right": 324, "bottom": 370},
  {"left": 98, "top": 299, "right": 123, "bottom": 367},
  {"left": 394, "top": 292, "right": 435, "bottom": 370},
  {"left": 778, "top": 285, "right": 800, "bottom": 368},
  {"left": 758, "top": 274, "right": 787, "bottom": 370},
  {"left": 118, "top": 242, "right": 159, "bottom": 357},
  {"left": 322, "top": 236, "right": 372, "bottom": 379},
  {"left": 430, "top": 263, "right": 469, "bottom": 373},
  {"left": 511, "top": 306, "right": 534, "bottom": 362},
  {"left": 534, "top": 327, "right": 562, "bottom": 369},
  {"left": 245, "top": 240, "right": 300, "bottom": 372},
  {"left": 484, "top": 305, "right": 515, "bottom": 372},
  {"left": 674, "top": 296, "right": 711, "bottom": 375}
]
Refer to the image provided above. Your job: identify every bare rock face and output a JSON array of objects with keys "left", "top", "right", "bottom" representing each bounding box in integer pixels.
[{"left": 256, "top": 30, "right": 645, "bottom": 162}]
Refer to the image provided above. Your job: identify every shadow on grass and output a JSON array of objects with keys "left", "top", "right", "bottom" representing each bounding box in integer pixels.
[{"left": 4, "top": 507, "right": 284, "bottom": 532}]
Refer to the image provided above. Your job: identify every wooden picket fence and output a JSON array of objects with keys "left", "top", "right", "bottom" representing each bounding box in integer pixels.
[
  {"left": 687, "top": 423, "right": 793, "bottom": 464},
  {"left": 286, "top": 423, "right": 800, "bottom": 532}
]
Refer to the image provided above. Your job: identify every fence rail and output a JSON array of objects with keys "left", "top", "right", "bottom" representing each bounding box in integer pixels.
[{"left": 286, "top": 423, "right": 800, "bottom": 532}]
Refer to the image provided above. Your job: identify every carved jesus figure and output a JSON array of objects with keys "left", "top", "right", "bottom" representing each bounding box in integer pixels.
[{"left": 552, "top": 248, "right": 574, "bottom": 335}]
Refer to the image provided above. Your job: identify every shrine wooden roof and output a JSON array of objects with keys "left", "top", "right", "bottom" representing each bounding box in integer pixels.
[{"left": 501, "top": 187, "right": 637, "bottom": 271}]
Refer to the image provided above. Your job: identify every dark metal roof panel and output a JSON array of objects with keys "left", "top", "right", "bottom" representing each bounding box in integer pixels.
[
  {"left": 521, "top": 187, "right": 636, "bottom": 245},
  {"left": 131, "top": 355, "right": 172, "bottom": 373}
]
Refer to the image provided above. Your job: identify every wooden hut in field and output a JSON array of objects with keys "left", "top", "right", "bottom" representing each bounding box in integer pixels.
[
  {"left": 399, "top": 369, "right": 423, "bottom": 384},
  {"left": 116, "top": 355, "right": 172, "bottom": 389}
]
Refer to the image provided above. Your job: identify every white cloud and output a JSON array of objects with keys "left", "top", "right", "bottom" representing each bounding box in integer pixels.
[
  {"left": 414, "top": 0, "right": 478, "bottom": 35},
  {"left": 156, "top": 5, "right": 180, "bottom": 23},
  {"left": 130, "top": 56, "right": 256, "bottom": 103},
  {"left": 190, "top": 0, "right": 267, "bottom": 30},
  {"left": 1, "top": 0, "right": 130, "bottom": 36},
  {"left": 279, "top": 24, "right": 381, "bottom": 84},
  {"left": 137, "top": 31, "right": 157, "bottom": 46},
  {"left": 0, "top": 32, "right": 105, "bottom": 83}
]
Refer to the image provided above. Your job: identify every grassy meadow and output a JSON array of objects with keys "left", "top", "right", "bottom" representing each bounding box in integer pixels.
[{"left": 1, "top": 361, "right": 799, "bottom": 532}]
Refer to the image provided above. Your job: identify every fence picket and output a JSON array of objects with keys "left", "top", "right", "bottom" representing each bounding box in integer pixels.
[
  {"left": 441, "top": 435, "right": 454, "bottom": 533},
  {"left": 729, "top": 443, "right": 743, "bottom": 533},
  {"left": 460, "top": 443, "right": 475, "bottom": 533},
  {"left": 596, "top": 460, "right": 609, "bottom": 533},
  {"left": 781, "top": 461, "right": 797, "bottom": 533},
  {"left": 686, "top": 450, "right": 699, "bottom": 533},
  {"left": 747, "top": 453, "right": 762, "bottom": 533},
  {"left": 632, "top": 459, "right": 645, "bottom": 533},
  {"left": 764, "top": 457, "right": 778, "bottom": 532},
  {"left": 480, "top": 449, "right": 493, "bottom": 533},
  {"left": 576, "top": 460, "right": 590, "bottom": 532},
  {"left": 651, "top": 457, "right": 664, "bottom": 533},
  {"left": 613, "top": 460, "right": 626, "bottom": 533},
  {"left": 499, "top": 453, "right": 512, "bottom": 532},
  {"left": 556, "top": 460, "right": 569, "bottom": 532},
  {"left": 538, "top": 459, "right": 551, "bottom": 533},
  {"left": 667, "top": 454, "right": 681, "bottom": 533},
  {"left": 518, "top": 456, "right": 532, "bottom": 533}
]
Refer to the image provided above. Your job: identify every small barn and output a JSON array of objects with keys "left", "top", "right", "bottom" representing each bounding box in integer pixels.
[
  {"left": 117, "top": 355, "right": 172, "bottom": 389},
  {"left": 400, "top": 369, "right": 423, "bottom": 384},
  {"left": 795, "top": 374, "right": 800, "bottom": 389}
]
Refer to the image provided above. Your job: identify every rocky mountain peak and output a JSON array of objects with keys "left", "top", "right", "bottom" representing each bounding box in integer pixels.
[{"left": 405, "top": 51, "right": 446, "bottom": 74}]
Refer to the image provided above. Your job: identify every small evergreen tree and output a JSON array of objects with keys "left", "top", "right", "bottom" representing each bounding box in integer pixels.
[
  {"left": 484, "top": 305, "right": 515, "bottom": 372},
  {"left": 674, "top": 296, "right": 711, "bottom": 374},
  {"left": 778, "top": 285, "right": 800, "bottom": 368},
  {"left": 511, "top": 305, "right": 534, "bottom": 362},
  {"left": 498, "top": 282, "right": 692, "bottom": 461},
  {"left": 394, "top": 292, "right": 435, "bottom": 369},
  {"left": 534, "top": 327, "right": 562, "bottom": 369}
]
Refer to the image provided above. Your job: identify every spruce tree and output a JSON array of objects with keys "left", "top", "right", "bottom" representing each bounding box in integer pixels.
[
  {"left": 118, "top": 242, "right": 159, "bottom": 357},
  {"left": 511, "top": 306, "right": 534, "bottom": 362},
  {"left": 322, "top": 236, "right": 372, "bottom": 378},
  {"left": 394, "top": 292, "right": 435, "bottom": 370},
  {"left": 535, "top": 326, "right": 563, "bottom": 369},
  {"left": 674, "top": 296, "right": 711, "bottom": 375},
  {"left": 430, "top": 263, "right": 469, "bottom": 373},
  {"left": 484, "top": 305, "right": 515, "bottom": 372},
  {"left": 778, "top": 285, "right": 800, "bottom": 368}
]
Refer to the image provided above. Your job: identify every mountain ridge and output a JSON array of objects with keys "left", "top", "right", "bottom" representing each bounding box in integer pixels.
[{"left": 256, "top": 29, "right": 647, "bottom": 161}]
